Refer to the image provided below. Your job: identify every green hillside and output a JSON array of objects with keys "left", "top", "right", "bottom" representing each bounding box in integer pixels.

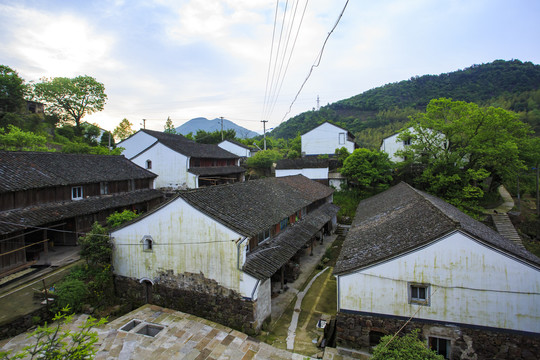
[{"left": 270, "top": 60, "right": 540, "bottom": 148}]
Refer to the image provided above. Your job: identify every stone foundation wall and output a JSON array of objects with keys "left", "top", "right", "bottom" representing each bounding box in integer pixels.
[
  {"left": 114, "top": 271, "right": 259, "bottom": 333},
  {"left": 0, "top": 306, "right": 52, "bottom": 340},
  {"left": 336, "top": 312, "right": 540, "bottom": 360}
]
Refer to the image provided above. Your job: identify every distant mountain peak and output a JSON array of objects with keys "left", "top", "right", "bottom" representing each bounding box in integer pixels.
[{"left": 175, "top": 117, "right": 259, "bottom": 139}]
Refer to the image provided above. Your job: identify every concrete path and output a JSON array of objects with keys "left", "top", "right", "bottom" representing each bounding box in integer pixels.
[
  {"left": 285, "top": 267, "right": 329, "bottom": 350},
  {"left": 484, "top": 185, "right": 524, "bottom": 248}
]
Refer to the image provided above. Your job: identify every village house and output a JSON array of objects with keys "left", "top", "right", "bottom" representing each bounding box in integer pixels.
[
  {"left": 275, "top": 158, "right": 329, "bottom": 185},
  {"left": 110, "top": 175, "right": 338, "bottom": 331},
  {"left": 301, "top": 121, "right": 357, "bottom": 156},
  {"left": 333, "top": 182, "right": 540, "bottom": 359},
  {"left": 218, "top": 139, "right": 256, "bottom": 158},
  {"left": 0, "top": 151, "right": 163, "bottom": 278},
  {"left": 117, "top": 129, "right": 245, "bottom": 189}
]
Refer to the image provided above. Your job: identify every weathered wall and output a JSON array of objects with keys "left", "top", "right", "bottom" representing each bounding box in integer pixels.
[
  {"left": 338, "top": 232, "right": 540, "bottom": 333},
  {"left": 114, "top": 271, "right": 262, "bottom": 332},
  {"left": 0, "top": 306, "right": 52, "bottom": 340},
  {"left": 336, "top": 312, "right": 540, "bottom": 360},
  {"left": 253, "top": 279, "right": 271, "bottom": 326},
  {"left": 275, "top": 167, "right": 329, "bottom": 181}
]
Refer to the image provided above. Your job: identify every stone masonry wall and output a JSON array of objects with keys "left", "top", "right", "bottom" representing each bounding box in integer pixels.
[
  {"left": 114, "top": 272, "right": 259, "bottom": 334},
  {"left": 336, "top": 312, "right": 540, "bottom": 360}
]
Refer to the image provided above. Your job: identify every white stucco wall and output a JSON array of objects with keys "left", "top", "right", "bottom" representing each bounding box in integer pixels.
[
  {"left": 218, "top": 141, "right": 251, "bottom": 158},
  {"left": 380, "top": 132, "right": 406, "bottom": 162},
  {"left": 111, "top": 197, "right": 259, "bottom": 298},
  {"left": 275, "top": 167, "right": 329, "bottom": 180},
  {"left": 301, "top": 123, "right": 355, "bottom": 155},
  {"left": 118, "top": 131, "right": 158, "bottom": 159},
  {"left": 337, "top": 231, "right": 540, "bottom": 333},
  {"left": 254, "top": 279, "right": 272, "bottom": 326},
  {"left": 131, "top": 143, "right": 190, "bottom": 189}
]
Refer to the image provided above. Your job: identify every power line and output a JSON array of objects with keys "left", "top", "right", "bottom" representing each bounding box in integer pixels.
[
  {"left": 262, "top": 0, "right": 281, "bottom": 121},
  {"left": 280, "top": 0, "right": 350, "bottom": 123}
]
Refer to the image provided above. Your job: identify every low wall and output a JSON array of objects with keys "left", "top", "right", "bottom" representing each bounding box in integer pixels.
[
  {"left": 0, "top": 306, "right": 52, "bottom": 340},
  {"left": 336, "top": 312, "right": 540, "bottom": 360},
  {"left": 114, "top": 271, "right": 259, "bottom": 333}
]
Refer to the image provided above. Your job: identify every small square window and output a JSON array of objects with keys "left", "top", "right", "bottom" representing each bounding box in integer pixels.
[
  {"left": 339, "top": 132, "right": 345, "bottom": 145},
  {"left": 71, "top": 186, "right": 83, "bottom": 200},
  {"left": 100, "top": 182, "right": 108, "bottom": 195},
  {"left": 409, "top": 283, "right": 430, "bottom": 305},
  {"left": 429, "top": 337, "right": 450, "bottom": 359},
  {"left": 146, "top": 160, "right": 152, "bottom": 169},
  {"left": 143, "top": 236, "right": 153, "bottom": 251},
  {"left": 403, "top": 138, "right": 412, "bottom": 146}
]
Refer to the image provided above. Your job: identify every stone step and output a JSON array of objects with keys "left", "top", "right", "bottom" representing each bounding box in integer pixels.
[{"left": 491, "top": 214, "right": 524, "bottom": 249}]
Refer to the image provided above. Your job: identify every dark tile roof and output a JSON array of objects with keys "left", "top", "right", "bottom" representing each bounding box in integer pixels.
[
  {"left": 140, "top": 130, "right": 239, "bottom": 159},
  {"left": 188, "top": 166, "right": 246, "bottom": 176},
  {"left": 0, "top": 189, "right": 164, "bottom": 235},
  {"left": 0, "top": 151, "right": 157, "bottom": 193},
  {"left": 334, "top": 182, "right": 540, "bottom": 275},
  {"left": 175, "top": 175, "right": 333, "bottom": 237},
  {"left": 276, "top": 158, "right": 329, "bottom": 170},
  {"left": 243, "top": 203, "right": 339, "bottom": 279}
]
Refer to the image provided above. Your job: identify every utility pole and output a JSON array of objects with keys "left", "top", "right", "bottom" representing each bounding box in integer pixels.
[
  {"left": 317, "top": 95, "right": 320, "bottom": 110},
  {"left": 142, "top": 119, "right": 146, "bottom": 129},
  {"left": 261, "top": 120, "right": 268, "bottom": 150},
  {"left": 220, "top": 116, "right": 224, "bottom": 141}
]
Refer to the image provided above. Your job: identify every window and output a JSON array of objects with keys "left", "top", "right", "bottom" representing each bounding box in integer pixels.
[
  {"left": 128, "top": 179, "right": 135, "bottom": 191},
  {"left": 429, "top": 337, "right": 450, "bottom": 359},
  {"left": 146, "top": 160, "right": 152, "bottom": 169},
  {"left": 280, "top": 218, "right": 289, "bottom": 231},
  {"left": 143, "top": 236, "right": 153, "bottom": 251},
  {"left": 100, "top": 182, "right": 109, "bottom": 195},
  {"left": 71, "top": 186, "right": 83, "bottom": 200},
  {"left": 339, "top": 132, "right": 345, "bottom": 145},
  {"left": 257, "top": 229, "right": 271, "bottom": 244},
  {"left": 403, "top": 138, "right": 412, "bottom": 146},
  {"left": 409, "top": 283, "right": 430, "bottom": 305}
]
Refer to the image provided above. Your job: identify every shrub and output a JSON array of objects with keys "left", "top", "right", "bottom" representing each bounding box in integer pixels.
[{"left": 53, "top": 279, "right": 88, "bottom": 313}]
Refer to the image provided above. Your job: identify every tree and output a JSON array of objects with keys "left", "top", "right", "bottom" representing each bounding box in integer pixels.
[
  {"left": 341, "top": 148, "right": 393, "bottom": 190},
  {"left": 78, "top": 222, "right": 112, "bottom": 267},
  {"left": 0, "top": 65, "right": 27, "bottom": 114},
  {"left": 246, "top": 149, "right": 282, "bottom": 169},
  {"left": 164, "top": 116, "right": 177, "bottom": 134},
  {"left": 33, "top": 75, "right": 107, "bottom": 129},
  {"left": 194, "top": 129, "right": 235, "bottom": 144},
  {"left": 113, "top": 118, "right": 135, "bottom": 141},
  {"left": 397, "top": 98, "right": 533, "bottom": 212},
  {"left": 0, "top": 307, "right": 106, "bottom": 360},
  {"left": 106, "top": 209, "right": 139, "bottom": 228},
  {"left": 372, "top": 329, "right": 445, "bottom": 360},
  {"left": 0, "top": 125, "right": 49, "bottom": 151}
]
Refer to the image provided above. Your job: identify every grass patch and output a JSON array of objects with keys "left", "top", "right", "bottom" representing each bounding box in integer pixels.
[
  {"left": 257, "top": 294, "right": 296, "bottom": 349},
  {"left": 333, "top": 188, "right": 366, "bottom": 223}
]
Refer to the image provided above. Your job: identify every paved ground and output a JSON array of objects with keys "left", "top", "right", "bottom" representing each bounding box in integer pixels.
[{"left": 1, "top": 304, "right": 315, "bottom": 360}]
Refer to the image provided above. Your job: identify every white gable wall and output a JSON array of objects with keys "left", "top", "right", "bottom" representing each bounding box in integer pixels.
[
  {"left": 337, "top": 231, "right": 540, "bottom": 333},
  {"left": 131, "top": 143, "right": 194, "bottom": 189},
  {"left": 275, "top": 167, "right": 329, "bottom": 180},
  {"left": 380, "top": 132, "right": 406, "bottom": 162},
  {"left": 118, "top": 131, "right": 158, "bottom": 159},
  {"left": 111, "top": 197, "right": 259, "bottom": 299},
  {"left": 218, "top": 141, "right": 251, "bottom": 158},
  {"left": 302, "top": 123, "right": 355, "bottom": 155}
]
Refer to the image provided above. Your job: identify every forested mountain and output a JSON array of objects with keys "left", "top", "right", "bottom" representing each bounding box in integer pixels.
[{"left": 269, "top": 60, "right": 540, "bottom": 148}]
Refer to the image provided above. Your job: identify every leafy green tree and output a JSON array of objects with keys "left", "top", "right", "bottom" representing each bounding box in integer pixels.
[
  {"left": 0, "top": 307, "right": 106, "bottom": 360},
  {"left": 194, "top": 129, "right": 235, "bottom": 144},
  {"left": 335, "top": 146, "right": 350, "bottom": 166},
  {"left": 246, "top": 149, "right": 282, "bottom": 169},
  {"left": 372, "top": 329, "right": 445, "bottom": 360},
  {"left": 0, "top": 125, "right": 49, "bottom": 151},
  {"left": 33, "top": 76, "right": 107, "bottom": 129},
  {"left": 106, "top": 209, "right": 140, "bottom": 228},
  {"left": 113, "top": 118, "right": 135, "bottom": 141},
  {"left": 78, "top": 222, "right": 112, "bottom": 267},
  {"left": 164, "top": 116, "right": 177, "bottom": 134},
  {"left": 0, "top": 65, "right": 27, "bottom": 114},
  {"left": 341, "top": 148, "right": 393, "bottom": 190},
  {"left": 100, "top": 131, "right": 115, "bottom": 148}
]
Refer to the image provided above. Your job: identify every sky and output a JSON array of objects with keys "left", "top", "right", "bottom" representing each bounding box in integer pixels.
[{"left": 1, "top": 0, "right": 539, "bottom": 134}]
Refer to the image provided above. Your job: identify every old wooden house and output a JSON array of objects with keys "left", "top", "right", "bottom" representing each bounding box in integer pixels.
[
  {"left": 111, "top": 175, "right": 338, "bottom": 331},
  {"left": 117, "top": 130, "right": 245, "bottom": 189},
  {"left": 334, "top": 182, "right": 540, "bottom": 359},
  {"left": 0, "top": 151, "right": 163, "bottom": 277}
]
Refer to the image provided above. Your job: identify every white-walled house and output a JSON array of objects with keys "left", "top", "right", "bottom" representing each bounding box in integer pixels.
[
  {"left": 111, "top": 175, "right": 338, "bottom": 331},
  {"left": 379, "top": 127, "right": 414, "bottom": 162},
  {"left": 218, "top": 139, "right": 255, "bottom": 158},
  {"left": 333, "top": 182, "right": 540, "bottom": 359},
  {"left": 275, "top": 158, "right": 329, "bottom": 184},
  {"left": 301, "top": 122, "right": 356, "bottom": 156},
  {"left": 117, "top": 130, "right": 245, "bottom": 189}
]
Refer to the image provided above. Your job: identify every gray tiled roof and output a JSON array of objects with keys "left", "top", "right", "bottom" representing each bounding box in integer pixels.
[
  {"left": 0, "top": 151, "right": 156, "bottom": 193},
  {"left": 276, "top": 158, "right": 329, "bottom": 170},
  {"left": 243, "top": 203, "right": 339, "bottom": 279},
  {"left": 179, "top": 175, "right": 332, "bottom": 236},
  {"left": 188, "top": 166, "right": 246, "bottom": 176},
  {"left": 140, "top": 130, "right": 239, "bottom": 159},
  {"left": 334, "top": 182, "right": 540, "bottom": 275},
  {"left": 0, "top": 189, "right": 164, "bottom": 235}
]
